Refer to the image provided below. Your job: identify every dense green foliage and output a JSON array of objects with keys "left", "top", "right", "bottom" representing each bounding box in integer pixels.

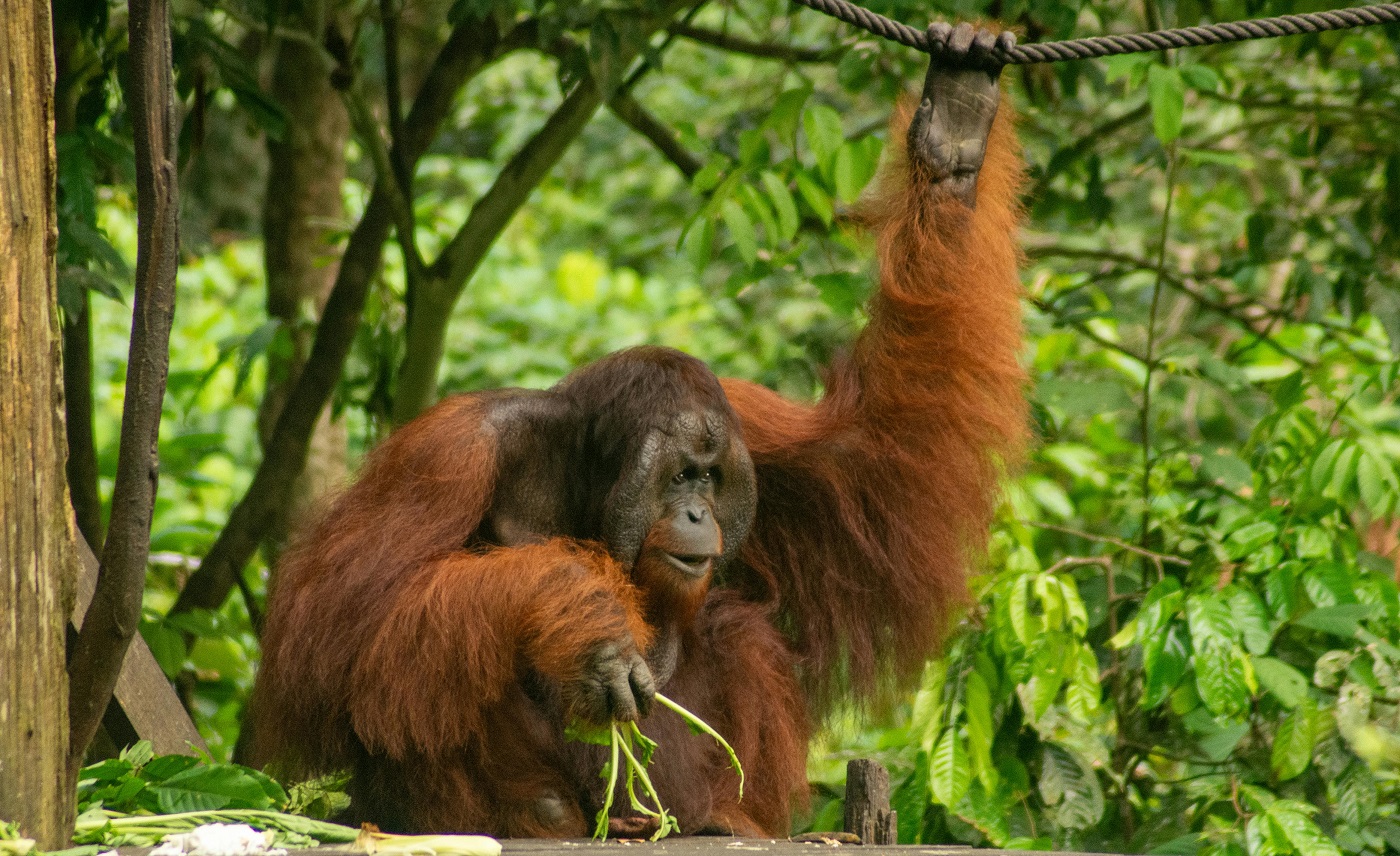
[{"left": 54, "top": 0, "right": 1400, "bottom": 852}]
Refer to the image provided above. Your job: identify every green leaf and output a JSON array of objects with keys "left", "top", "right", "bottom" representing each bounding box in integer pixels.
[
  {"left": 147, "top": 766, "right": 281, "bottom": 813},
  {"left": 235, "top": 319, "right": 283, "bottom": 395},
  {"left": 1147, "top": 65, "right": 1185, "bottom": 145},
  {"left": 929, "top": 727, "right": 970, "bottom": 808},
  {"left": 719, "top": 199, "right": 757, "bottom": 266},
  {"left": 1143, "top": 622, "right": 1190, "bottom": 708},
  {"left": 1305, "top": 562, "right": 1359, "bottom": 606},
  {"left": 1229, "top": 588, "right": 1274, "bottom": 656},
  {"left": 1187, "top": 594, "right": 1236, "bottom": 646},
  {"left": 1138, "top": 578, "right": 1184, "bottom": 637},
  {"left": 1198, "top": 721, "right": 1249, "bottom": 762},
  {"left": 1293, "top": 526, "right": 1332, "bottom": 560},
  {"left": 183, "top": 20, "right": 288, "bottom": 140},
  {"left": 60, "top": 219, "right": 131, "bottom": 279},
  {"left": 811, "top": 272, "right": 864, "bottom": 316},
  {"left": 140, "top": 754, "right": 199, "bottom": 782},
  {"left": 1333, "top": 762, "right": 1377, "bottom": 828},
  {"left": 1310, "top": 438, "right": 1347, "bottom": 494},
  {"left": 1295, "top": 603, "right": 1377, "bottom": 638},
  {"left": 1194, "top": 641, "right": 1249, "bottom": 718},
  {"left": 1178, "top": 63, "right": 1221, "bottom": 92},
  {"left": 1253, "top": 656, "right": 1309, "bottom": 708},
  {"left": 684, "top": 215, "right": 714, "bottom": 271},
  {"left": 832, "top": 144, "right": 858, "bottom": 204},
  {"left": 765, "top": 86, "right": 812, "bottom": 143},
  {"left": 1065, "top": 645, "right": 1101, "bottom": 722},
  {"left": 794, "top": 170, "right": 833, "bottom": 227},
  {"left": 759, "top": 171, "right": 800, "bottom": 243},
  {"left": 738, "top": 184, "right": 779, "bottom": 250},
  {"left": 1265, "top": 806, "right": 1342, "bottom": 856},
  {"left": 964, "top": 672, "right": 995, "bottom": 784},
  {"left": 893, "top": 756, "right": 929, "bottom": 844},
  {"left": 1327, "top": 444, "right": 1361, "bottom": 499},
  {"left": 690, "top": 157, "right": 726, "bottom": 195},
  {"left": 1225, "top": 521, "right": 1278, "bottom": 561},
  {"left": 1271, "top": 707, "right": 1315, "bottom": 781},
  {"left": 139, "top": 619, "right": 187, "bottom": 680},
  {"left": 565, "top": 720, "right": 613, "bottom": 746},
  {"left": 831, "top": 139, "right": 879, "bottom": 204},
  {"left": 1357, "top": 449, "right": 1397, "bottom": 515},
  {"left": 1009, "top": 574, "right": 1032, "bottom": 646},
  {"left": 1037, "top": 744, "right": 1104, "bottom": 831},
  {"left": 802, "top": 104, "right": 844, "bottom": 176}
]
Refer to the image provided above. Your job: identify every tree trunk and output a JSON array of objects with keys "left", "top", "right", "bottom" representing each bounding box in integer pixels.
[
  {"left": 0, "top": 0, "right": 79, "bottom": 845},
  {"left": 257, "top": 4, "right": 351, "bottom": 571}
]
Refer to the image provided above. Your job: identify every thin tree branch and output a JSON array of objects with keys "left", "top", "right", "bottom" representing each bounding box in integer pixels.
[
  {"left": 1020, "top": 519, "right": 1190, "bottom": 565},
  {"left": 1028, "top": 103, "right": 1150, "bottom": 201},
  {"left": 1029, "top": 294, "right": 1151, "bottom": 365},
  {"left": 1027, "top": 243, "right": 1318, "bottom": 367},
  {"left": 68, "top": 0, "right": 179, "bottom": 769},
  {"left": 169, "top": 16, "right": 532, "bottom": 619},
  {"left": 667, "top": 22, "right": 840, "bottom": 63},
  {"left": 1140, "top": 144, "right": 1179, "bottom": 575},
  {"left": 1045, "top": 555, "right": 1112, "bottom": 575},
  {"left": 342, "top": 81, "right": 424, "bottom": 277},
  {"left": 609, "top": 91, "right": 703, "bottom": 179}
]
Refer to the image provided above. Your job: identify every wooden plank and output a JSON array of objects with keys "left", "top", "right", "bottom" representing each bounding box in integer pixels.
[
  {"left": 117, "top": 842, "right": 1117, "bottom": 856},
  {"left": 71, "top": 535, "right": 208, "bottom": 756},
  {"left": 843, "top": 759, "right": 896, "bottom": 845}
]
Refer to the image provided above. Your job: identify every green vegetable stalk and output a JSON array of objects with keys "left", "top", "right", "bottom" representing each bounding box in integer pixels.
[{"left": 567, "top": 691, "right": 745, "bottom": 841}]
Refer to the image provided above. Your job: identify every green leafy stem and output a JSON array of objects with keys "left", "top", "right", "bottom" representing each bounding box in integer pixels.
[{"left": 566, "top": 691, "right": 745, "bottom": 841}]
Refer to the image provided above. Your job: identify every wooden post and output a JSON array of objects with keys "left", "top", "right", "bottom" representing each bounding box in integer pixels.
[
  {"left": 0, "top": 0, "right": 79, "bottom": 844},
  {"left": 843, "top": 759, "right": 897, "bottom": 845}
]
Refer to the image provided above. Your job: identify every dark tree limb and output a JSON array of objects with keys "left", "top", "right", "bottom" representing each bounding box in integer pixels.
[
  {"left": 667, "top": 22, "right": 840, "bottom": 63},
  {"left": 68, "top": 0, "right": 179, "bottom": 771},
  {"left": 609, "top": 91, "right": 703, "bottom": 179},
  {"left": 343, "top": 83, "right": 424, "bottom": 278},
  {"left": 368, "top": 0, "right": 428, "bottom": 303},
  {"left": 390, "top": 81, "right": 609, "bottom": 423},
  {"left": 392, "top": 0, "right": 697, "bottom": 424},
  {"left": 63, "top": 295, "right": 104, "bottom": 549},
  {"left": 169, "top": 16, "right": 531, "bottom": 619}
]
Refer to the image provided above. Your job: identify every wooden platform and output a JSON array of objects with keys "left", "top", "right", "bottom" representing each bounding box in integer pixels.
[
  {"left": 499, "top": 839, "right": 1088, "bottom": 855},
  {"left": 138, "top": 841, "right": 1100, "bottom": 856}
]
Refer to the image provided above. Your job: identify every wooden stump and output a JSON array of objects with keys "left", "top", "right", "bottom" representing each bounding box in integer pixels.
[{"left": 843, "top": 759, "right": 897, "bottom": 844}]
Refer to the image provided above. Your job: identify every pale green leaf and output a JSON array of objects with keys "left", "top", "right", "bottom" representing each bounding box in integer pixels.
[
  {"left": 929, "top": 727, "right": 970, "bottom": 808},
  {"left": 1253, "top": 656, "right": 1309, "bottom": 708},
  {"left": 794, "top": 170, "right": 833, "bottom": 227},
  {"left": 759, "top": 171, "right": 799, "bottom": 242},
  {"left": 719, "top": 198, "right": 757, "bottom": 266},
  {"left": 1271, "top": 707, "right": 1315, "bottom": 781},
  {"left": 1147, "top": 65, "right": 1185, "bottom": 145}
]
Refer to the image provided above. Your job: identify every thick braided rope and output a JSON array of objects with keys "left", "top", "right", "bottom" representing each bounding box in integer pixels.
[{"left": 789, "top": 0, "right": 1400, "bottom": 63}]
